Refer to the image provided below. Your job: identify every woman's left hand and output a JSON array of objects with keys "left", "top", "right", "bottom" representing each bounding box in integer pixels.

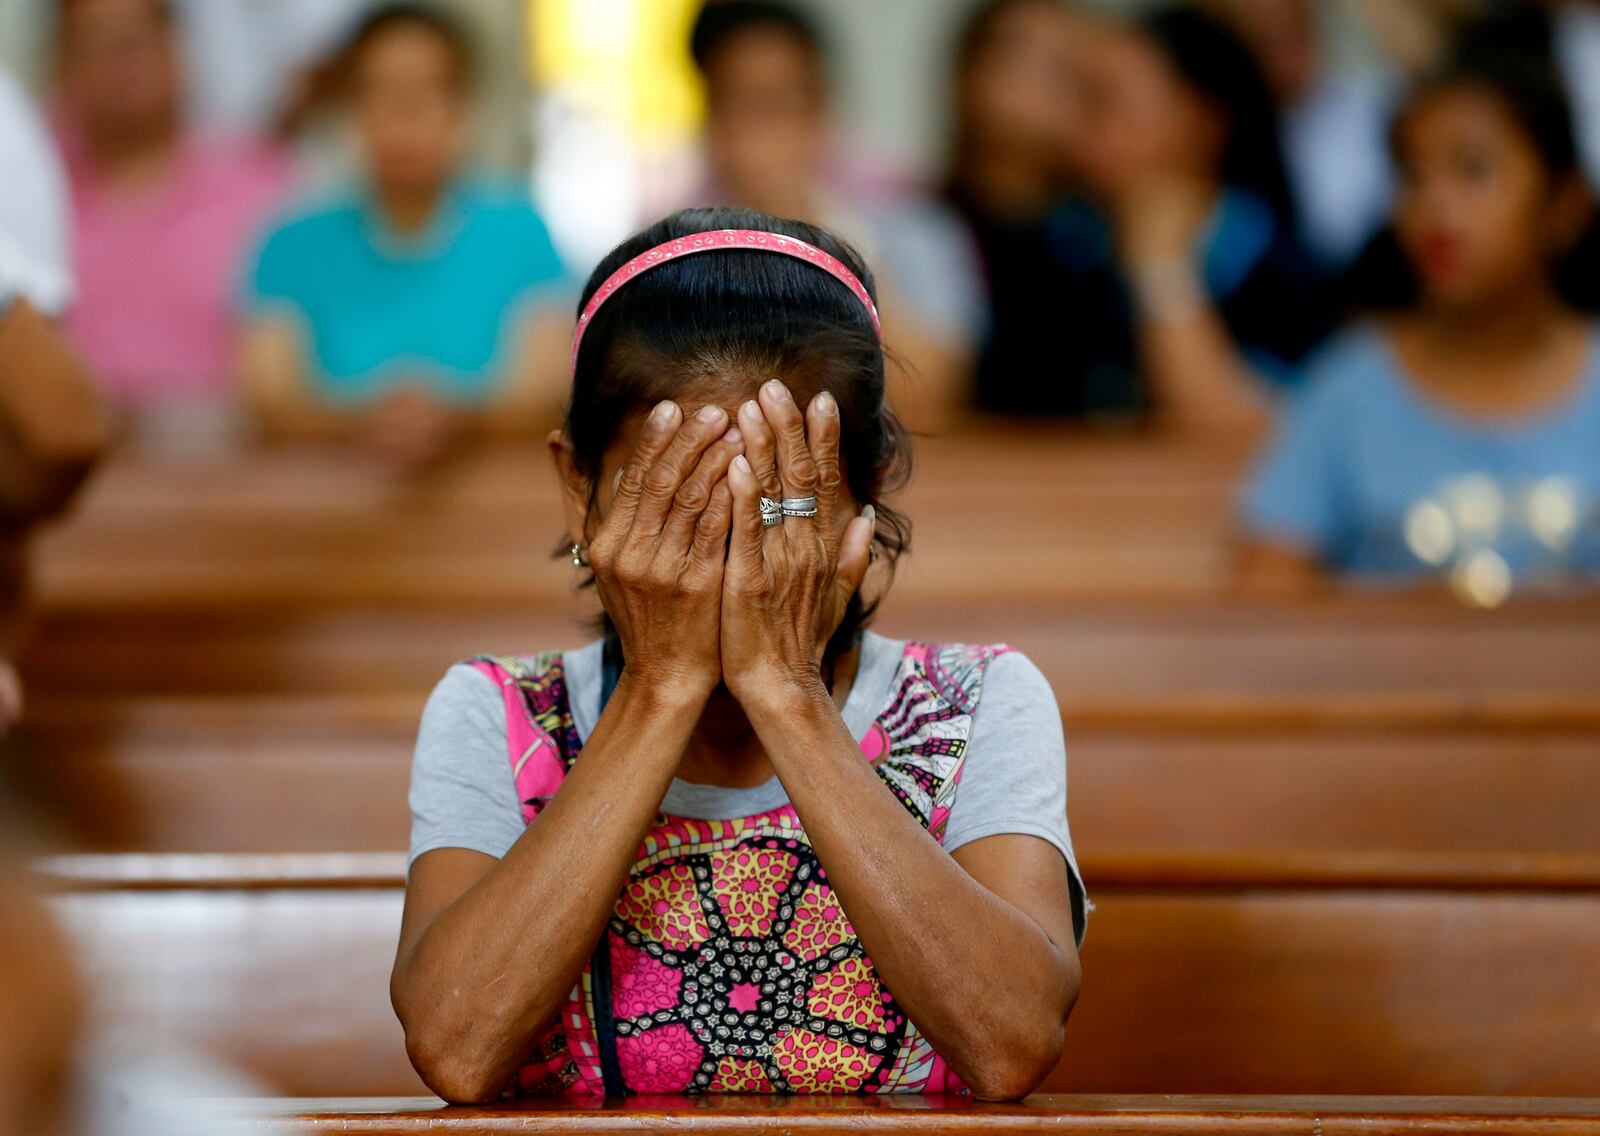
[{"left": 722, "top": 380, "right": 874, "bottom": 709}]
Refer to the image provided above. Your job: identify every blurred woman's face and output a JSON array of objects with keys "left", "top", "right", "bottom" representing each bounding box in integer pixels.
[
  {"left": 57, "top": 0, "right": 180, "bottom": 144},
  {"left": 959, "top": 1, "right": 1081, "bottom": 169},
  {"left": 702, "top": 30, "right": 827, "bottom": 209},
  {"left": 353, "top": 26, "right": 470, "bottom": 196},
  {"left": 1073, "top": 26, "right": 1221, "bottom": 197},
  {"left": 1394, "top": 87, "right": 1566, "bottom": 312}
]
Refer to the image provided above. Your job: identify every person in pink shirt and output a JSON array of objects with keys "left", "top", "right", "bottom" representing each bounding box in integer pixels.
[{"left": 52, "top": 0, "right": 295, "bottom": 410}]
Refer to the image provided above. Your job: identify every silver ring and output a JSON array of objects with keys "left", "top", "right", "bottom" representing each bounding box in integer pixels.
[
  {"left": 780, "top": 496, "right": 818, "bottom": 517},
  {"left": 761, "top": 512, "right": 784, "bottom": 528},
  {"left": 759, "top": 497, "right": 784, "bottom": 527}
]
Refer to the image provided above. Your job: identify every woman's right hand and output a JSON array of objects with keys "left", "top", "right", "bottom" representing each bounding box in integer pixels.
[{"left": 586, "top": 401, "right": 743, "bottom": 702}]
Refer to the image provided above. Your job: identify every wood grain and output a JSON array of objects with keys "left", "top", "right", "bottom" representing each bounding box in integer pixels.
[
  {"left": 235, "top": 1093, "right": 1600, "bottom": 1134},
  {"left": 22, "top": 702, "right": 1600, "bottom": 861},
  {"left": 41, "top": 856, "right": 1600, "bottom": 1098}
]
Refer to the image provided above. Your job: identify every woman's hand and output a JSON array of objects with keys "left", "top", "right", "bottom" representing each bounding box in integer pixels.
[
  {"left": 721, "top": 381, "right": 874, "bottom": 708},
  {"left": 1113, "top": 175, "right": 1213, "bottom": 267},
  {"left": 587, "top": 401, "right": 744, "bottom": 701}
]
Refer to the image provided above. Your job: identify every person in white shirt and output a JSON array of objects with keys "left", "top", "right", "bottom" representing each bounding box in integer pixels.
[
  {"left": 0, "top": 66, "right": 73, "bottom": 315},
  {"left": 0, "top": 63, "right": 106, "bottom": 728}
]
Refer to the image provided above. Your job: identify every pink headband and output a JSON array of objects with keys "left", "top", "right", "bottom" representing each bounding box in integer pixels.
[{"left": 570, "top": 228, "right": 882, "bottom": 376}]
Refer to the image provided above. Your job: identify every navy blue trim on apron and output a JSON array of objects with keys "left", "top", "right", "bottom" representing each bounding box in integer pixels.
[{"left": 590, "top": 635, "right": 627, "bottom": 1095}]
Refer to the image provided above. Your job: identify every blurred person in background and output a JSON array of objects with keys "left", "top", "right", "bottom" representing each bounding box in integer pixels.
[
  {"left": 0, "top": 67, "right": 74, "bottom": 316},
  {"left": 690, "top": 0, "right": 985, "bottom": 431},
  {"left": 175, "top": 0, "right": 369, "bottom": 140},
  {"left": 0, "top": 747, "right": 286, "bottom": 1136},
  {"left": 1040, "top": 3, "right": 1334, "bottom": 427},
  {"left": 1347, "top": 0, "right": 1484, "bottom": 76},
  {"left": 1239, "top": 56, "right": 1600, "bottom": 595},
  {"left": 943, "top": 0, "right": 1091, "bottom": 418},
  {"left": 243, "top": 2, "right": 569, "bottom": 470},
  {"left": 1209, "top": 0, "right": 1395, "bottom": 270},
  {"left": 51, "top": 0, "right": 296, "bottom": 417},
  {"left": 1452, "top": 0, "right": 1600, "bottom": 190},
  {"left": 0, "top": 64, "right": 108, "bottom": 731}
]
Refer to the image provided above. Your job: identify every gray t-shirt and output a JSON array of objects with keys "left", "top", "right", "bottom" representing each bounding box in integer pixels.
[{"left": 408, "top": 631, "right": 1086, "bottom": 942}]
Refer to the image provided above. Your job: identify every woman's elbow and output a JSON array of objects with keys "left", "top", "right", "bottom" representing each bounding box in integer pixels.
[
  {"left": 393, "top": 977, "right": 509, "bottom": 1104},
  {"left": 966, "top": 967, "right": 1081, "bottom": 1101},
  {"left": 401, "top": 1020, "right": 509, "bottom": 1104},
  {"left": 964, "top": 1029, "right": 1065, "bottom": 1101}
]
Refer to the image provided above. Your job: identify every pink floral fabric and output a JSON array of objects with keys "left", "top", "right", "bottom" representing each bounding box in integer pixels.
[{"left": 471, "top": 641, "right": 1006, "bottom": 1095}]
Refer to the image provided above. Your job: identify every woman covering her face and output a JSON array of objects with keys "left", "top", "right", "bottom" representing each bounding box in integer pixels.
[{"left": 391, "top": 206, "right": 1086, "bottom": 1101}]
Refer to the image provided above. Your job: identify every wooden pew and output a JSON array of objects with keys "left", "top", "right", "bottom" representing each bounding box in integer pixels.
[
  {"left": 236, "top": 1093, "right": 1600, "bottom": 1134},
  {"left": 22, "top": 599, "right": 1600, "bottom": 729},
  {"left": 32, "top": 434, "right": 1247, "bottom": 609},
  {"left": 41, "top": 852, "right": 1600, "bottom": 1097},
  {"left": 24, "top": 699, "right": 1600, "bottom": 862},
  {"left": 46, "top": 853, "right": 424, "bottom": 1097}
]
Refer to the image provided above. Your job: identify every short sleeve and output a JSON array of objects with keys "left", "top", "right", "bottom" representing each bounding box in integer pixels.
[
  {"left": 407, "top": 662, "right": 528, "bottom": 868},
  {"left": 244, "top": 206, "right": 336, "bottom": 319},
  {"left": 1240, "top": 365, "right": 1353, "bottom": 554},
  {"left": 511, "top": 207, "right": 566, "bottom": 296},
  {"left": 245, "top": 220, "right": 302, "bottom": 311},
  {"left": 944, "top": 651, "right": 1088, "bottom": 945}
]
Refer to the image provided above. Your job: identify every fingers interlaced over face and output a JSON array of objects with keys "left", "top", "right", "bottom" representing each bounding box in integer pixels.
[
  {"left": 804, "top": 388, "right": 841, "bottom": 541},
  {"left": 661, "top": 416, "right": 744, "bottom": 558},
  {"left": 738, "top": 396, "right": 782, "bottom": 502},
  {"left": 606, "top": 399, "right": 683, "bottom": 537},
  {"left": 759, "top": 380, "right": 821, "bottom": 525},
  {"left": 609, "top": 382, "right": 852, "bottom": 566}
]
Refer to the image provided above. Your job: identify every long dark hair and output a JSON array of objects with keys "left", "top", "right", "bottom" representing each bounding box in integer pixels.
[
  {"left": 944, "top": 0, "right": 1069, "bottom": 200},
  {"left": 1138, "top": 4, "right": 1295, "bottom": 220},
  {"left": 566, "top": 206, "right": 912, "bottom": 660}
]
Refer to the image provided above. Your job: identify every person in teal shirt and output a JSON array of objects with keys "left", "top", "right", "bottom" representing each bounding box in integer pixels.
[{"left": 242, "top": 3, "right": 569, "bottom": 467}]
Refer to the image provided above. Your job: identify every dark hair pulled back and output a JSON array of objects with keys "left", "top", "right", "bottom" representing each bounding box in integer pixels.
[
  {"left": 1138, "top": 4, "right": 1296, "bottom": 220},
  {"left": 566, "top": 206, "right": 912, "bottom": 659}
]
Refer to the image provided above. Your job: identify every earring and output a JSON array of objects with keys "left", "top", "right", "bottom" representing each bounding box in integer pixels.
[{"left": 569, "top": 543, "right": 589, "bottom": 567}]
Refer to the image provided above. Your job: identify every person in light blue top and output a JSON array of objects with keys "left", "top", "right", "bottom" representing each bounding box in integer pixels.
[
  {"left": 1240, "top": 54, "right": 1600, "bottom": 599},
  {"left": 242, "top": 4, "right": 569, "bottom": 468},
  {"left": 1245, "top": 327, "right": 1600, "bottom": 579}
]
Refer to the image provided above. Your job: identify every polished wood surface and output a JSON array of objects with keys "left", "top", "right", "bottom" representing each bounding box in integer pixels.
[
  {"left": 23, "top": 599, "right": 1600, "bottom": 727},
  {"left": 40, "top": 854, "right": 1600, "bottom": 1097},
  {"left": 31, "top": 434, "right": 1247, "bottom": 609},
  {"left": 25, "top": 702, "right": 1600, "bottom": 871},
  {"left": 237, "top": 1093, "right": 1600, "bottom": 1135}
]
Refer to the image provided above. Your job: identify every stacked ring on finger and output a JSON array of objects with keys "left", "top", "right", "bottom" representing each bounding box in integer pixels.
[
  {"left": 780, "top": 496, "right": 819, "bottom": 517},
  {"left": 759, "top": 497, "right": 785, "bottom": 528}
]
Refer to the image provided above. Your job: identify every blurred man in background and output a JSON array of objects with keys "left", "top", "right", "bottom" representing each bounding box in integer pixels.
[
  {"left": 51, "top": 0, "right": 295, "bottom": 418},
  {"left": 690, "top": 0, "right": 984, "bottom": 430},
  {"left": 243, "top": 2, "right": 569, "bottom": 471}
]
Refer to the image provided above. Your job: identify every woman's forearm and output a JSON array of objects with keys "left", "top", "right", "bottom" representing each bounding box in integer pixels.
[
  {"left": 742, "top": 679, "right": 1079, "bottom": 1100},
  {"left": 393, "top": 673, "right": 705, "bottom": 1100}
]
